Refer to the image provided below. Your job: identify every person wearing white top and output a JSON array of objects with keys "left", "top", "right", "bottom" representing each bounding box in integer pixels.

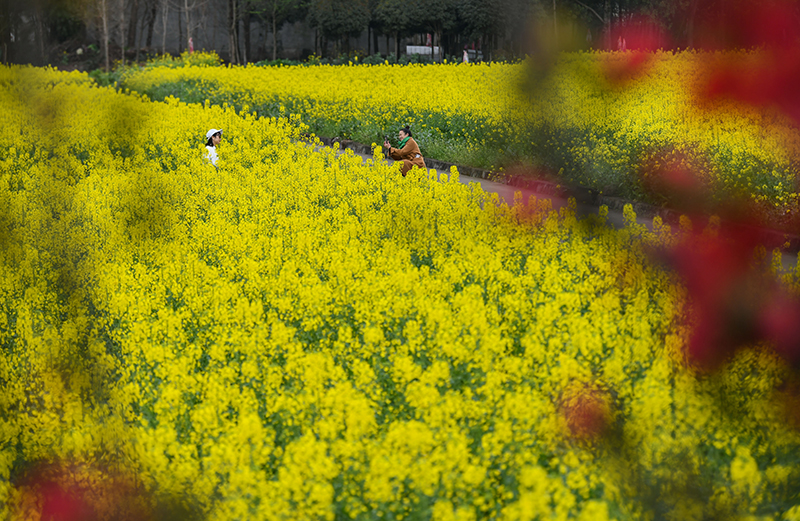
[{"left": 205, "top": 128, "right": 223, "bottom": 168}]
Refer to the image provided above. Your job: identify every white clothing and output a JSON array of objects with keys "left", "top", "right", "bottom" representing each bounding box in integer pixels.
[{"left": 206, "top": 145, "right": 218, "bottom": 167}]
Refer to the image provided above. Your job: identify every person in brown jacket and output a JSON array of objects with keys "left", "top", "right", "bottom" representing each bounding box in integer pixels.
[{"left": 383, "top": 126, "right": 426, "bottom": 177}]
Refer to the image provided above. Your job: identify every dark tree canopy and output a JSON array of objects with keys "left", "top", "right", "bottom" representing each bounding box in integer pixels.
[
  {"left": 308, "top": 0, "right": 370, "bottom": 39},
  {"left": 5, "top": 0, "right": 800, "bottom": 66},
  {"left": 247, "top": 0, "right": 308, "bottom": 60}
]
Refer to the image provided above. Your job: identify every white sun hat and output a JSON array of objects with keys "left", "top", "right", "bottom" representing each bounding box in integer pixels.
[{"left": 205, "top": 128, "right": 223, "bottom": 140}]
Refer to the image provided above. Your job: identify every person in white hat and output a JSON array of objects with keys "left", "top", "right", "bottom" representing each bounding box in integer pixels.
[{"left": 205, "top": 128, "right": 223, "bottom": 168}]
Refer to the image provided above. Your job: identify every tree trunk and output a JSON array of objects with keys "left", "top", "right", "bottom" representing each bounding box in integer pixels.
[
  {"left": 145, "top": 0, "right": 156, "bottom": 47},
  {"left": 0, "top": 0, "right": 10, "bottom": 64},
  {"left": 160, "top": 0, "right": 168, "bottom": 55},
  {"left": 127, "top": 0, "right": 139, "bottom": 49},
  {"left": 211, "top": 3, "right": 218, "bottom": 49},
  {"left": 101, "top": 0, "right": 110, "bottom": 70},
  {"left": 136, "top": 14, "right": 144, "bottom": 61},
  {"left": 177, "top": 5, "right": 183, "bottom": 54},
  {"left": 686, "top": 0, "right": 699, "bottom": 48},
  {"left": 244, "top": 11, "right": 250, "bottom": 63},
  {"left": 239, "top": 18, "right": 246, "bottom": 62},
  {"left": 272, "top": 5, "right": 277, "bottom": 60},
  {"left": 604, "top": 0, "right": 610, "bottom": 49},
  {"left": 184, "top": 0, "right": 190, "bottom": 52},
  {"left": 212, "top": 4, "right": 218, "bottom": 50},
  {"left": 394, "top": 31, "right": 399, "bottom": 58},
  {"left": 373, "top": 28, "right": 379, "bottom": 56},
  {"left": 120, "top": 0, "right": 127, "bottom": 67},
  {"left": 34, "top": 13, "right": 46, "bottom": 65},
  {"left": 553, "top": 0, "right": 557, "bottom": 46},
  {"left": 228, "top": 0, "right": 238, "bottom": 63}
]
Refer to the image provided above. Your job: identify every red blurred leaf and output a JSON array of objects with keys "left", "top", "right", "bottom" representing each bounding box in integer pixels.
[
  {"left": 560, "top": 385, "right": 613, "bottom": 441},
  {"left": 760, "top": 290, "right": 800, "bottom": 365},
  {"left": 39, "top": 481, "right": 93, "bottom": 521},
  {"left": 696, "top": 1, "right": 800, "bottom": 124},
  {"left": 725, "top": 0, "right": 800, "bottom": 49},
  {"left": 603, "top": 51, "right": 654, "bottom": 86},
  {"left": 12, "top": 461, "right": 156, "bottom": 521},
  {"left": 703, "top": 48, "right": 800, "bottom": 126},
  {"left": 664, "top": 230, "right": 767, "bottom": 370},
  {"left": 600, "top": 15, "right": 669, "bottom": 86}
]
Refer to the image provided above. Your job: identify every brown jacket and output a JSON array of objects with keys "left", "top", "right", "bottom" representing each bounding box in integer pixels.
[{"left": 389, "top": 137, "right": 426, "bottom": 170}]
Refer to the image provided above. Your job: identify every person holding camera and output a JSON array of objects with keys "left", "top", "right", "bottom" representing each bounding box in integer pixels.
[{"left": 383, "top": 126, "right": 426, "bottom": 177}]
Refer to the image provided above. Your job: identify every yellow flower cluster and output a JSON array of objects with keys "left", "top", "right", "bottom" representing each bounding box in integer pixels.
[
  {"left": 533, "top": 51, "right": 800, "bottom": 213},
  {"left": 119, "top": 50, "right": 800, "bottom": 218},
  {"left": 2, "top": 64, "right": 800, "bottom": 520}
]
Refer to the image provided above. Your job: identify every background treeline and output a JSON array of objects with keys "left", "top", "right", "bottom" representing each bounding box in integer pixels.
[{"left": 1, "top": 0, "right": 796, "bottom": 70}]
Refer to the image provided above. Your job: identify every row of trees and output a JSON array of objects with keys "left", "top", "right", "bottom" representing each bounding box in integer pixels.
[
  {"left": 1, "top": 0, "right": 796, "bottom": 69},
  {"left": 307, "top": 0, "right": 544, "bottom": 62},
  {"left": 0, "top": 0, "right": 543, "bottom": 67}
]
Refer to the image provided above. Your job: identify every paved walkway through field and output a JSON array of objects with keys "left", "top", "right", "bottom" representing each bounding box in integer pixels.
[{"left": 431, "top": 165, "right": 648, "bottom": 229}]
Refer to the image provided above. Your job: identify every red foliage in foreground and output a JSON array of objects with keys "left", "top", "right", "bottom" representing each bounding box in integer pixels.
[
  {"left": 697, "top": 1, "right": 800, "bottom": 126},
  {"left": 560, "top": 385, "right": 613, "bottom": 442},
  {"left": 661, "top": 229, "right": 800, "bottom": 371},
  {"left": 12, "top": 461, "right": 156, "bottom": 521}
]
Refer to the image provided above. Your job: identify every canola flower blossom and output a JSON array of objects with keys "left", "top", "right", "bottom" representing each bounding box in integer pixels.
[
  {"left": 118, "top": 50, "right": 800, "bottom": 223},
  {"left": 2, "top": 64, "right": 800, "bottom": 520}
]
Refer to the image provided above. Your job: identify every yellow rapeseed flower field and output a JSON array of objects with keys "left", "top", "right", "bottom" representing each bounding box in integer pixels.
[
  {"left": 120, "top": 55, "right": 525, "bottom": 171},
  {"left": 2, "top": 64, "right": 800, "bottom": 520},
  {"left": 119, "top": 50, "right": 800, "bottom": 222}
]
